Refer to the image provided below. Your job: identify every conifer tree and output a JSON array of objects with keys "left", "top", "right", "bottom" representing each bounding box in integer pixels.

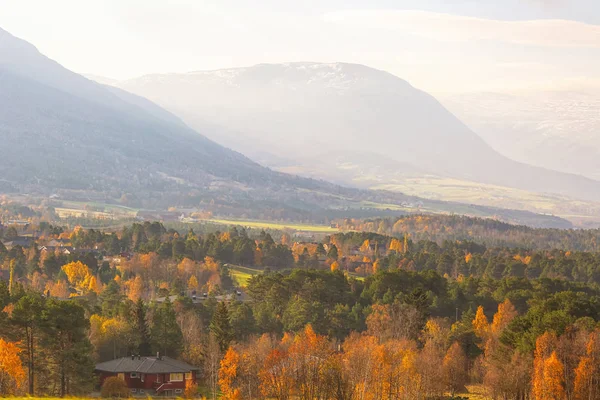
[
  {"left": 150, "top": 298, "right": 183, "bottom": 357},
  {"left": 211, "top": 302, "right": 233, "bottom": 353},
  {"left": 134, "top": 298, "right": 152, "bottom": 356}
]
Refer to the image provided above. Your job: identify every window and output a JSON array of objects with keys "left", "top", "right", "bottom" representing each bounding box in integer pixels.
[
  {"left": 141, "top": 374, "right": 145, "bottom": 382},
  {"left": 130, "top": 372, "right": 139, "bottom": 378},
  {"left": 156, "top": 375, "right": 162, "bottom": 383},
  {"left": 131, "top": 389, "right": 137, "bottom": 393},
  {"left": 140, "top": 389, "right": 145, "bottom": 394},
  {"left": 117, "top": 373, "right": 125, "bottom": 381},
  {"left": 175, "top": 389, "right": 183, "bottom": 394},
  {"left": 169, "top": 373, "right": 183, "bottom": 382},
  {"left": 185, "top": 372, "right": 192, "bottom": 380}
]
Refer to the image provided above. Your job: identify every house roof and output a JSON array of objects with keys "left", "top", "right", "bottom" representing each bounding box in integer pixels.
[{"left": 95, "top": 356, "right": 199, "bottom": 374}]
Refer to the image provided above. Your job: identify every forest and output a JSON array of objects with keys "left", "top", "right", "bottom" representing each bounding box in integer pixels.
[
  {"left": 335, "top": 215, "right": 600, "bottom": 251},
  {"left": 1, "top": 221, "right": 600, "bottom": 399}
]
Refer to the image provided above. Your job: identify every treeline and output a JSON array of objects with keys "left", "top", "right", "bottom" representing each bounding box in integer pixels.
[
  {"left": 335, "top": 215, "right": 600, "bottom": 251},
  {"left": 331, "top": 231, "right": 600, "bottom": 285},
  {"left": 4, "top": 266, "right": 600, "bottom": 397},
  {"left": 0, "top": 292, "right": 94, "bottom": 396},
  {"left": 215, "top": 310, "right": 600, "bottom": 400}
]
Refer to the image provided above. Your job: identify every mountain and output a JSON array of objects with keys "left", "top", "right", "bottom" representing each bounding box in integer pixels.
[
  {"left": 0, "top": 28, "right": 577, "bottom": 228},
  {"left": 440, "top": 89, "right": 600, "bottom": 181},
  {"left": 112, "top": 63, "right": 600, "bottom": 205}
]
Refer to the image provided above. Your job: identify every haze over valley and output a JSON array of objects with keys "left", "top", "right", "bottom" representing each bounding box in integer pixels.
[{"left": 3, "top": 2, "right": 600, "bottom": 399}]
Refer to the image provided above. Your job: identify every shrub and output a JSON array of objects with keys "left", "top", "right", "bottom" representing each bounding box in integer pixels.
[{"left": 101, "top": 376, "right": 130, "bottom": 398}]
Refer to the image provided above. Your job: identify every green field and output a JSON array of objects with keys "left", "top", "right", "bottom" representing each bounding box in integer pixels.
[
  {"left": 204, "top": 218, "right": 338, "bottom": 233},
  {"left": 228, "top": 265, "right": 263, "bottom": 287},
  {"left": 371, "top": 176, "right": 600, "bottom": 225}
]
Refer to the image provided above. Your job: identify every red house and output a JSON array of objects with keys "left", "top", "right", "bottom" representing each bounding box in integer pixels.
[{"left": 95, "top": 354, "right": 200, "bottom": 396}]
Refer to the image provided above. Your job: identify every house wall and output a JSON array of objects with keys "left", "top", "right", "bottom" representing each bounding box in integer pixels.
[{"left": 97, "top": 371, "right": 197, "bottom": 393}]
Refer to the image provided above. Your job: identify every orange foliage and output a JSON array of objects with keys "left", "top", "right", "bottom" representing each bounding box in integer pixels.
[
  {"left": 0, "top": 338, "right": 26, "bottom": 395},
  {"left": 472, "top": 306, "right": 490, "bottom": 339},
  {"left": 219, "top": 347, "right": 241, "bottom": 400},
  {"left": 491, "top": 299, "right": 518, "bottom": 335}
]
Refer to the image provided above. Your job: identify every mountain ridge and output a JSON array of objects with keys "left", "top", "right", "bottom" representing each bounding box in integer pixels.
[
  {"left": 112, "top": 62, "right": 600, "bottom": 204},
  {"left": 0, "top": 28, "right": 580, "bottom": 228}
]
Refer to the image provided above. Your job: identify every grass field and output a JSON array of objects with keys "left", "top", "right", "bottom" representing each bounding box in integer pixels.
[
  {"left": 204, "top": 218, "right": 338, "bottom": 233},
  {"left": 371, "top": 176, "right": 600, "bottom": 225},
  {"left": 463, "top": 385, "right": 492, "bottom": 400},
  {"left": 54, "top": 200, "right": 139, "bottom": 220},
  {"left": 228, "top": 265, "right": 263, "bottom": 287}
]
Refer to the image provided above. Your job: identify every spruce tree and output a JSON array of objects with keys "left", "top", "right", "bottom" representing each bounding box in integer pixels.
[
  {"left": 134, "top": 298, "right": 152, "bottom": 356},
  {"left": 210, "top": 301, "right": 233, "bottom": 352},
  {"left": 150, "top": 298, "right": 183, "bottom": 357}
]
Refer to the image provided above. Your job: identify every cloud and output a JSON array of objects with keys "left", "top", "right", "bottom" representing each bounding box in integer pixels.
[{"left": 323, "top": 10, "right": 600, "bottom": 48}]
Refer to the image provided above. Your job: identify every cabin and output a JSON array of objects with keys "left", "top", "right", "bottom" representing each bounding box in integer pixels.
[{"left": 95, "top": 353, "right": 199, "bottom": 396}]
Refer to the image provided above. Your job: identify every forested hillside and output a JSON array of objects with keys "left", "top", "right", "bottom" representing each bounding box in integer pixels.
[
  {"left": 336, "top": 215, "right": 600, "bottom": 251},
  {"left": 1, "top": 221, "right": 600, "bottom": 398}
]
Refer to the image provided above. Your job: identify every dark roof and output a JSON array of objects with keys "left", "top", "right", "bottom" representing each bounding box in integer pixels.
[
  {"left": 95, "top": 356, "right": 198, "bottom": 373},
  {"left": 2, "top": 237, "right": 34, "bottom": 247}
]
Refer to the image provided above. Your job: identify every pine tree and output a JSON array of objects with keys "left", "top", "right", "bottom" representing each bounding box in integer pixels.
[
  {"left": 134, "top": 298, "right": 152, "bottom": 356},
  {"left": 211, "top": 302, "right": 233, "bottom": 353},
  {"left": 42, "top": 299, "right": 95, "bottom": 396},
  {"left": 150, "top": 298, "right": 183, "bottom": 357},
  {"left": 327, "top": 245, "right": 339, "bottom": 261}
]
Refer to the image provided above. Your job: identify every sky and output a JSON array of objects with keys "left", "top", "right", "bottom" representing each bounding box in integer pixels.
[{"left": 0, "top": 0, "right": 599, "bottom": 94}]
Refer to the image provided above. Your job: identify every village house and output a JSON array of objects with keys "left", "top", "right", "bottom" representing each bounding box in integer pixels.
[{"left": 95, "top": 353, "right": 199, "bottom": 397}]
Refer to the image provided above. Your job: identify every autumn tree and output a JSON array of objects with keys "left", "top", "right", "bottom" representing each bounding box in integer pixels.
[
  {"left": 443, "top": 342, "right": 468, "bottom": 396},
  {"left": 177, "top": 309, "right": 204, "bottom": 368},
  {"left": 61, "top": 261, "right": 91, "bottom": 289},
  {"left": 205, "top": 332, "right": 222, "bottom": 400},
  {"left": 542, "top": 352, "right": 566, "bottom": 400},
  {"left": 343, "top": 333, "right": 382, "bottom": 399},
  {"left": 219, "top": 347, "right": 241, "bottom": 400},
  {"left": 188, "top": 275, "right": 199, "bottom": 291},
  {"left": 533, "top": 332, "right": 562, "bottom": 400},
  {"left": 100, "top": 376, "right": 129, "bottom": 398},
  {"left": 0, "top": 338, "right": 25, "bottom": 395},
  {"left": 491, "top": 299, "right": 518, "bottom": 335},
  {"left": 330, "top": 261, "right": 340, "bottom": 272},
  {"left": 574, "top": 331, "right": 600, "bottom": 400},
  {"left": 10, "top": 294, "right": 44, "bottom": 394},
  {"left": 473, "top": 306, "right": 490, "bottom": 340},
  {"left": 260, "top": 348, "right": 293, "bottom": 400},
  {"left": 288, "top": 324, "right": 332, "bottom": 400}
]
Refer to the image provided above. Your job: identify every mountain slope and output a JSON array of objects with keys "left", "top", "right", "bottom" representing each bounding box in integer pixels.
[
  {"left": 0, "top": 28, "right": 578, "bottom": 228},
  {"left": 440, "top": 89, "right": 600, "bottom": 181},
  {"left": 114, "top": 63, "right": 600, "bottom": 203}
]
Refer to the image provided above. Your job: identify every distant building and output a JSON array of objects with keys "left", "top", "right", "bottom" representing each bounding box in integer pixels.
[
  {"left": 95, "top": 354, "right": 199, "bottom": 397},
  {"left": 2, "top": 237, "right": 34, "bottom": 249}
]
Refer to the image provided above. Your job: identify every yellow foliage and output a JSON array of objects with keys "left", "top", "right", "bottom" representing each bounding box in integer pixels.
[
  {"left": 61, "top": 261, "right": 90, "bottom": 287},
  {"left": 330, "top": 261, "right": 340, "bottom": 272},
  {"left": 491, "top": 299, "right": 518, "bottom": 335},
  {"left": 219, "top": 347, "right": 241, "bottom": 400},
  {"left": 472, "top": 306, "right": 490, "bottom": 339},
  {"left": 0, "top": 338, "right": 26, "bottom": 395},
  {"left": 188, "top": 275, "right": 199, "bottom": 290}
]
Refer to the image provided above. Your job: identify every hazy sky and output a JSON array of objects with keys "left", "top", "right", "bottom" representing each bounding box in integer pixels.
[{"left": 1, "top": 0, "right": 599, "bottom": 94}]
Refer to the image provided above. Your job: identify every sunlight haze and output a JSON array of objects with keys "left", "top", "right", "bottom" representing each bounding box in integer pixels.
[{"left": 1, "top": 0, "right": 599, "bottom": 94}]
